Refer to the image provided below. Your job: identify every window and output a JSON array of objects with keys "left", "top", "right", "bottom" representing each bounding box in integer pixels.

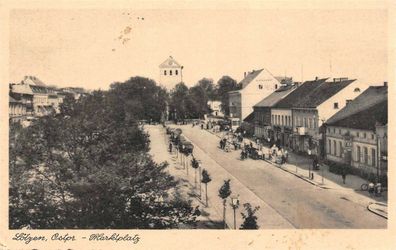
[
  {"left": 371, "top": 148, "right": 376, "bottom": 166},
  {"left": 328, "top": 139, "right": 331, "bottom": 154},
  {"left": 314, "top": 119, "right": 317, "bottom": 129},
  {"left": 170, "top": 70, "right": 173, "bottom": 75},
  {"left": 259, "top": 84, "right": 263, "bottom": 89},
  {"left": 327, "top": 128, "right": 330, "bottom": 134},
  {"left": 288, "top": 116, "right": 291, "bottom": 126},
  {"left": 354, "top": 88, "right": 360, "bottom": 92},
  {"left": 339, "top": 141, "right": 343, "bottom": 157},
  {"left": 308, "top": 118, "right": 312, "bottom": 129},
  {"left": 334, "top": 102, "right": 339, "bottom": 109},
  {"left": 339, "top": 129, "right": 341, "bottom": 134},
  {"left": 164, "top": 70, "right": 167, "bottom": 75},
  {"left": 333, "top": 140, "right": 337, "bottom": 156},
  {"left": 356, "top": 132, "right": 360, "bottom": 138},
  {"left": 364, "top": 147, "right": 368, "bottom": 164},
  {"left": 304, "top": 118, "right": 307, "bottom": 127},
  {"left": 271, "top": 115, "right": 274, "bottom": 124},
  {"left": 281, "top": 116, "right": 284, "bottom": 126},
  {"left": 175, "top": 70, "right": 178, "bottom": 75},
  {"left": 363, "top": 132, "right": 366, "bottom": 139},
  {"left": 357, "top": 146, "right": 361, "bottom": 162},
  {"left": 346, "top": 99, "right": 352, "bottom": 105},
  {"left": 371, "top": 134, "right": 375, "bottom": 140}
]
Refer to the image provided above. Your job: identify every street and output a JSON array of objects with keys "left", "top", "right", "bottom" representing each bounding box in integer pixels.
[{"left": 148, "top": 124, "right": 386, "bottom": 229}]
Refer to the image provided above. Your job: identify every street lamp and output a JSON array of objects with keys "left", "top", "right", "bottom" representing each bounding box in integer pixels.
[{"left": 230, "top": 195, "right": 240, "bottom": 230}]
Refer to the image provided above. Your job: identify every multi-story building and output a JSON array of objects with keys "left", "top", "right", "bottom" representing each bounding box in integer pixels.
[
  {"left": 159, "top": 56, "right": 183, "bottom": 90},
  {"left": 228, "top": 68, "right": 281, "bottom": 125},
  {"left": 253, "top": 84, "right": 297, "bottom": 140},
  {"left": 325, "top": 84, "right": 388, "bottom": 176},
  {"left": 10, "top": 83, "right": 34, "bottom": 115},
  {"left": 291, "top": 78, "right": 367, "bottom": 157},
  {"left": 270, "top": 78, "right": 328, "bottom": 148},
  {"left": 9, "top": 96, "right": 27, "bottom": 122}
]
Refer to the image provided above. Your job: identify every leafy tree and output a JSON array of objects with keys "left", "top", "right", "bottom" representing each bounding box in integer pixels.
[
  {"left": 218, "top": 179, "right": 232, "bottom": 229},
  {"left": 169, "top": 82, "right": 189, "bottom": 121},
  {"left": 215, "top": 76, "right": 238, "bottom": 116},
  {"left": 9, "top": 82, "right": 198, "bottom": 229},
  {"left": 201, "top": 169, "right": 212, "bottom": 207},
  {"left": 186, "top": 85, "right": 209, "bottom": 119},
  {"left": 239, "top": 203, "right": 260, "bottom": 229},
  {"left": 197, "top": 78, "right": 216, "bottom": 100},
  {"left": 191, "top": 156, "right": 200, "bottom": 190}
]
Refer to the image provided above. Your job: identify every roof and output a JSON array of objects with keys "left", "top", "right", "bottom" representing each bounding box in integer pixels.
[
  {"left": 293, "top": 79, "right": 355, "bottom": 108},
  {"left": 30, "top": 85, "right": 48, "bottom": 94},
  {"left": 159, "top": 56, "right": 182, "bottom": 68},
  {"left": 326, "top": 85, "right": 388, "bottom": 124},
  {"left": 327, "top": 100, "right": 387, "bottom": 130},
  {"left": 22, "top": 76, "right": 46, "bottom": 86},
  {"left": 273, "top": 78, "right": 328, "bottom": 109},
  {"left": 254, "top": 84, "right": 297, "bottom": 108},
  {"left": 240, "top": 69, "right": 264, "bottom": 89},
  {"left": 9, "top": 96, "right": 20, "bottom": 103},
  {"left": 243, "top": 111, "right": 255, "bottom": 122}
]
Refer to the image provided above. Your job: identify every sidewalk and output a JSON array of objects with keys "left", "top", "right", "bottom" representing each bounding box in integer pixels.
[{"left": 204, "top": 128, "right": 388, "bottom": 218}]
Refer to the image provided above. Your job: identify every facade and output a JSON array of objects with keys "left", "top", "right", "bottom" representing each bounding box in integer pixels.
[
  {"left": 271, "top": 78, "right": 327, "bottom": 148},
  {"left": 229, "top": 68, "right": 281, "bottom": 122},
  {"left": 291, "top": 78, "right": 367, "bottom": 157},
  {"left": 325, "top": 85, "right": 388, "bottom": 176},
  {"left": 253, "top": 84, "right": 297, "bottom": 139},
  {"left": 159, "top": 56, "right": 183, "bottom": 90},
  {"left": 9, "top": 96, "right": 27, "bottom": 122},
  {"left": 10, "top": 83, "right": 34, "bottom": 115},
  {"left": 207, "top": 100, "right": 224, "bottom": 117}
]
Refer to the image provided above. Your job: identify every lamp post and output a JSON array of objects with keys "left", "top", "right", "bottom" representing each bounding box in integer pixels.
[{"left": 230, "top": 195, "right": 240, "bottom": 230}]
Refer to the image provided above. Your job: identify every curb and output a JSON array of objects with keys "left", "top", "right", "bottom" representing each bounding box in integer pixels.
[{"left": 367, "top": 202, "right": 388, "bottom": 219}]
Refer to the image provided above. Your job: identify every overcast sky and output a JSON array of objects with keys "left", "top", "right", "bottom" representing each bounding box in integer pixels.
[{"left": 9, "top": 8, "right": 388, "bottom": 89}]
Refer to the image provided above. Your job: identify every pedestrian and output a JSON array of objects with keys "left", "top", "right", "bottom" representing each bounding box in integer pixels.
[
  {"left": 312, "top": 158, "right": 318, "bottom": 171},
  {"left": 375, "top": 182, "right": 382, "bottom": 196},
  {"left": 368, "top": 182, "right": 375, "bottom": 196},
  {"left": 284, "top": 149, "right": 288, "bottom": 163},
  {"left": 342, "top": 172, "right": 346, "bottom": 184}
]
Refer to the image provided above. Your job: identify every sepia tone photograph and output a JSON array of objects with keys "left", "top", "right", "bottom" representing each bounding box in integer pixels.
[{"left": 3, "top": 3, "right": 395, "bottom": 249}]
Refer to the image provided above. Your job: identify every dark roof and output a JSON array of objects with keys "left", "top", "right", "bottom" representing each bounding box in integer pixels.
[
  {"left": 254, "top": 84, "right": 297, "bottom": 108},
  {"left": 327, "top": 100, "right": 387, "bottom": 130},
  {"left": 240, "top": 69, "right": 264, "bottom": 89},
  {"left": 326, "top": 85, "right": 388, "bottom": 124},
  {"left": 293, "top": 79, "right": 355, "bottom": 108},
  {"left": 243, "top": 112, "right": 255, "bottom": 122},
  {"left": 9, "top": 96, "right": 20, "bottom": 103},
  {"left": 273, "top": 78, "right": 328, "bottom": 108}
]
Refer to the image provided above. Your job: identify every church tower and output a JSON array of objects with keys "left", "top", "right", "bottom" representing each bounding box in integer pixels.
[{"left": 159, "top": 56, "right": 183, "bottom": 90}]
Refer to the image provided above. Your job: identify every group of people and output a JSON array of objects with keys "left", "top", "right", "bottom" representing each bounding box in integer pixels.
[{"left": 368, "top": 182, "right": 383, "bottom": 196}]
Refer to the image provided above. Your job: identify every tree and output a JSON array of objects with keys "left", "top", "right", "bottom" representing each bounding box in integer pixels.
[
  {"left": 197, "top": 78, "right": 216, "bottom": 100},
  {"left": 218, "top": 179, "right": 232, "bottom": 229},
  {"left": 201, "top": 169, "right": 212, "bottom": 207},
  {"left": 9, "top": 83, "right": 198, "bottom": 229},
  {"left": 186, "top": 85, "right": 209, "bottom": 119},
  {"left": 169, "top": 82, "right": 189, "bottom": 121},
  {"left": 239, "top": 203, "right": 260, "bottom": 229},
  {"left": 216, "top": 76, "right": 238, "bottom": 116},
  {"left": 191, "top": 156, "right": 199, "bottom": 190}
]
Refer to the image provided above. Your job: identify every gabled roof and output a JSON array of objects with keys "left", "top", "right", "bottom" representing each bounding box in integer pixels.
[
  {"left": 326, "top": 85, "right": 388, "bottom": 124},
  {"left": 22, "top": 76, "right": 46, "bottom": 86},
  {"left": 254, "top": 84, "right": 297, "bottom": 108},
  {"left": 293, "top": 79, "right": 355, "bottom": 108},
  {"left": 272, "top": 78, "right": 328, "bottom": 109},
  {"left": 159, "top": 56, "right": 182, "bottom": 68},
  {"left": 327, "top": 100, "right": 387, "bottom": 130},
  {"left": 240, "top": 69, "right": 264, "bottom": 89}
]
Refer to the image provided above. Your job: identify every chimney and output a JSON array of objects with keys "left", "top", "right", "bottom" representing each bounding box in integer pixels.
[
  {"left": 244, "top": 72, "right": 247, "bottom": 78},
  {"left": 384, "top": 81, "right": 388, "bottom": 87}
]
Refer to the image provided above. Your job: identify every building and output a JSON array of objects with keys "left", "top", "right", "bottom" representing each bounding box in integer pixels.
[
  {"left": 253, "top": 84, "right": 297, "bottom": 139},
  {"left": 9, "top": 96, "right": 27, "bottom": 122},
  {"left": 207, "top": 100, "right": 224, "bottom": 117},
  {"left": 271, "top": 78, "right": 328, "bottom": 148},
  {"left": 228, "top": 68, "right": 281, "bottom": 124},
  {"left": 159, "top": 56, "right": 183, "bottom": 90},
  {"left": 325, "top": 85, "right": 388, "bottom": 176},
  {"left": 10, "top": 83, "right": 34, "bottom": 115}
]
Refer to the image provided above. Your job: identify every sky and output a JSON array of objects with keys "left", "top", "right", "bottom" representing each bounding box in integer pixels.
[{"left": 9, "top": 8, "right": 388, "bottom": 90}]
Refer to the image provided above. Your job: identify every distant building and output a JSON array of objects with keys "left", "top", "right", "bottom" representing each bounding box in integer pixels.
[
  {"left": 207, "top": 100, "right": 224, "bottom": 117},
  {"left": 325, "top": 84, "right": 388, "bottom": 176},
  {"left": 159, "top": 56, "right": 183, "bottom": 90},
  {"left": 9, "top": 96, "right": 27, "bottom": 122},
  {"left": 228, "top": 68, "right": 281, "bottom": 125},
  {"left": 253, "top": 84, "right": 297, "bottom": 139}
]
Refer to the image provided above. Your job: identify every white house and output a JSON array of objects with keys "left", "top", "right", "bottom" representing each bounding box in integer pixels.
[
  {"left": 207, "top": 100, "right": 224, "bottom": 117},
  {"left": 229, "top": 68, "right": 280, "bottom": 123}
]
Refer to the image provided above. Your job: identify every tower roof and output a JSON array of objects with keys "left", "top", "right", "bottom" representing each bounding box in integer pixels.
[{"left": 159, "top": 56, "right": 182, "bottom": 68}]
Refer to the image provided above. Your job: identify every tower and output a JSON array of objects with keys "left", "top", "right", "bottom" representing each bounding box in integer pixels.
[{"left": 159, "top": 56, "right": 183, "bottom": 90}]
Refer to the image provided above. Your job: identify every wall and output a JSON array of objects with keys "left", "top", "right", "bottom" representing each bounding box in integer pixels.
[
  {"left": 229, "top": 91, "right": 241, "bottom": 120},
  {"left": 159, "top": 67, "right": 182, "bottom": 90}
]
